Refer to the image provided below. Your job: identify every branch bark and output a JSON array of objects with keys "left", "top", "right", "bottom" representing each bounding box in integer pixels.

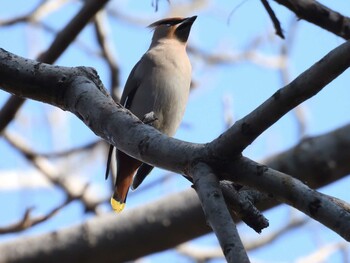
[
  {"left": 0, "top": 123, "right": 350, "bottom": 261},
  {"left": 0, "top": 48, "right": 205, "bottom": 175},
  {"left": 224, "top": 157, "right": 350, "bottom": 241},
  {"left": 192, "top": 163, "right": 249, "bottom": 263},
  {"left": 209, "top": 40, "right": 350, "bottom": 157},
  {"left": 0, "top": 191, "right": 207, "bottom": 263},
  {"left": 1, "top": 39, "right": 350, "bottom": 261},
  {"left": 274, "top": 0, "right": 350, "bottom": 40},
  {"left": 0, "top": 0, "right": 110, "bottom": 133}
]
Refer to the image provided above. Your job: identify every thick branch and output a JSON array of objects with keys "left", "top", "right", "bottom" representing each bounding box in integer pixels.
[
  {"left": 0, "top": 49, "right": 205, "bottom": 175},
  {"left": 209, "top": 40, "right": 350, "bottom": 157},
  {"left": 0, "top": 49, "right": 265, "bottom": 237},
  {"left": 0, "top": 191, "right": 207, "bottom": 263},
  {"left": 274, "top": 0, "right": 350, "bottom": 40},
  {"left": 1, "top": 42, "right": 350, "bottom": 259},
  {"left": 0, "top": 0, "right": 109, "bottom": 133},
  {"left": 224, "top": 157, "right": 350, "bottom": 241},
  {"left": 192, "top": 163, "right": 249, "bottom": 263},
  {"left": 1, "top": 121, "right": 350, "bottom": 261},
  {"left": 264, "top": 123, "right": 350, "bottom": 189}
]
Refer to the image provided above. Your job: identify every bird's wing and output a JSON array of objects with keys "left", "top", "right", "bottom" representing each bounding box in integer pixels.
[
  {"left": 105, "top": 60, "right": 141, "bottom": 180},
  {"left": 120, "top": 60, "right": 141, "bottom": 107},
  {"left": 120, "top": 58, "right": 156, "bottom": 189},
  {"left": 105, "top": 145, "right": 114, "bottom": 180},
  {"left": 131, "top": 163, "right": 154, "bottom": 190}
]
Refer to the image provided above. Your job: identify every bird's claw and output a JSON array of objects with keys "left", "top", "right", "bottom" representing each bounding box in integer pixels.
[{"left": 142, "top": 111, "right": 158, "bottom": 125}]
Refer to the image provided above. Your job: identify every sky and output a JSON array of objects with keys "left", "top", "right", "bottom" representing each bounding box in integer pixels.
[{"left": 0, "top": 0, "right": 350, "bottom": 262}]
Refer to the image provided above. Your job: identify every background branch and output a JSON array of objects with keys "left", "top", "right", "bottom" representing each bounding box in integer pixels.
[{"left": 0, "top": 0, "right": 110, "bottom": 133}]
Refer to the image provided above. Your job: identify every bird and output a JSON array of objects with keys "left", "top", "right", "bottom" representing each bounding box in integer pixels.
[{"left": 105, "top": 16, "right": 197, "bottom": 213}]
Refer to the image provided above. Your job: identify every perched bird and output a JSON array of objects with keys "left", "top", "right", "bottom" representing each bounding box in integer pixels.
[{"left": 106, "top": 16, "right": 197, "bottom": 213}]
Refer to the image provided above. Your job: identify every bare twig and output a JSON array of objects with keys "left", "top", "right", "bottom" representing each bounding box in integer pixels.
[
  {"left": 220, "top": 181, "right": 269, "bottom": 233},
  {"left": 177, "top": 216, "right": 307, "bottom": 261},
  {"left": 177, "top": 243, "right": 224, "bottom": 262},
  {"left": 260, "top": 0, "right": 285, "bottom": 39},
  {"left": 0, "top": 0, "right": 69, "bottom": 26},
  {"left": 188, "top": 45, "right": 285, "bottom": 69},
  {"left": 245, "top": 216, "right": 308, "bottom": 250},
  {"left": 222, "top": 94, "right": 234, "bottom": 129},
  {"left": 0, "top": 198, "right": 73, "bottom": 234},
  {"left": 38, "top": 140, "right": 102, "bottom": 158},
  {"left": 296, "top": 242, "right": 348, "bottom": 263},
  {"left": 3, "top": 131, "right": 102, "bottom": 213},
  {"left": 93, "top": 11, "right": 120, "bottom": 101}
]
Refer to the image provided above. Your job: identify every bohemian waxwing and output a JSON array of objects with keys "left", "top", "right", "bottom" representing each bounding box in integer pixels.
[{"left": 106, "top": 16, "right": 197, "bottom": 212}]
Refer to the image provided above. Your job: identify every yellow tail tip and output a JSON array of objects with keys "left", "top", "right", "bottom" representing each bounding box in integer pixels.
[{"left": 110, "top": 197, "right": 125, "bottom": 213}]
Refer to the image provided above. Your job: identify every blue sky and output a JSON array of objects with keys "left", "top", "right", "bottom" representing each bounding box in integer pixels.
[{"left": 0, "top": 1, "right": 350, "bottom": 262}]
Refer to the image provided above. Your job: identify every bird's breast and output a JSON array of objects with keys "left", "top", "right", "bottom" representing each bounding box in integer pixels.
[{"left": 130, "top": 47, "right": 191, "bottom": 136}]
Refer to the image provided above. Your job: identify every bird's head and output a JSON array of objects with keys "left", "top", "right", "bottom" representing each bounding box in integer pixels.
[{"left": 148, "top": 16, "right": 197, "bottom": 46}]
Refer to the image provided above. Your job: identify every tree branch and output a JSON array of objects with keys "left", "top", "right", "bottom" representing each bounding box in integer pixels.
[
  {"left": 224, "top": 157, "right": 350, "bottom": 241},
  {"left": 0, "top": 191, "right": 208, "bottom": 263},
  {"left": 1, "top": 37, "right": 350, "bottom": 259},
  {"left": 221, "top": 181, "right": 269, "bottom": 233},
  {"left": 260, "top": 0, "right": 284, "bottom": 39},
  {"left": 0, "top": 0, "right": 110, "bottom": 133},
  {"left": 274, "top": 0, "right": 350, "bottom": 40},
  {"left": 209, "top": 40, "right": 350, "bottom": 157},
  {"left": 0, "top": 199, "right": 73, "bottom": 234},
  {"left": 192, "top": 163, "right": 249, "bottom": 263},
  {"left": 0, "top": 120, "right": 350, "bottom": 261},
  {"left": 263, "top": 123, "right": 350, "bottom": 189},
  {"left": 0, "top": 48, "right": 205, "bottom": 176},
  {"left": 0, "top": 0, "right": 69, "bottom": 26},
  {"left": 244, "top": 216, "right": 308, "bottom": 251},
  {"left": 3, "top": 131, "right": 100, "bottom": 213},
  {"left": 93, "top": 10, "right": 120, "bottom": 99}
]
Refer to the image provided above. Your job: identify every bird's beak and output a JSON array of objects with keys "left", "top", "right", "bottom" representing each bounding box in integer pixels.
[
  {"left": 182, "top": 16, "right": 197, "bottom": 26},
  {"left": 176, "top": 16, "right": 197, "bottom": 31},
  {"left": 175, "top": 15, "right": 197, "bottom": 43}
]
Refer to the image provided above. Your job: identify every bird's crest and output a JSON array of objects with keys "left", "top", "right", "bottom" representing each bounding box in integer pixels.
[{"left": 148, "top": 17, "right": 186, "bottom": 29}]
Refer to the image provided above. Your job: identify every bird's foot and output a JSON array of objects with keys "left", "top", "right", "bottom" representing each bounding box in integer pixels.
[{"left": 142, "top": 111, "right": 158, "bottom": 125}]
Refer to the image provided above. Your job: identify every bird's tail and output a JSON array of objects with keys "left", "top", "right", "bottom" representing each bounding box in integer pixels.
[
  {"left": 111, "top": 151, "right": 142, "bottom": 213},
  {"left": 131, "top": 163, "right": 154, "bottom": 190}
]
